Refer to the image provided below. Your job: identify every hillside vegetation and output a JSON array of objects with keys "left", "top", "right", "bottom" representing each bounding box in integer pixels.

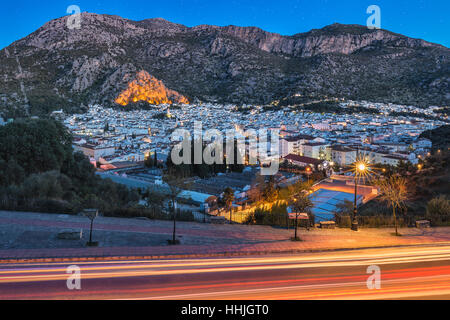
[{"left": 0, "top": 118, "right": 139, "bottom": 214}]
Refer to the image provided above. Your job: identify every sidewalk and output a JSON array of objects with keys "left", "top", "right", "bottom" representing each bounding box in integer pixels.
[{"left": 1, "top": 210, "right": 450, "bottom": 263}]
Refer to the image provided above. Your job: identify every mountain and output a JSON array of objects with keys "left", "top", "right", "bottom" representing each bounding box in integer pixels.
[{"left": 0, "top": 13, "right": 449, "bottom": 117}]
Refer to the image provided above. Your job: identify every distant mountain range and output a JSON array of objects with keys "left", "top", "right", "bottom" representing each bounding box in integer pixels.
[{"left": 0, "top": 12, "right": 449, "bottom": 117}]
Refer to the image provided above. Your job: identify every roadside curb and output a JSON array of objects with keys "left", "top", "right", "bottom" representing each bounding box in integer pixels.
[{"left": 1, "top": 241, "right": 450, "bottom": 264}]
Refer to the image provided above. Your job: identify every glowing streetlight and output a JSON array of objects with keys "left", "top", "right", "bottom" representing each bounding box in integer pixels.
[
  {"left": 305, "top": 166, "right": 312, "bottom": 183},
  {"left": 351, "top": 155, "right": 371, "bottom": 232},
  {"left": 357, "top": 163, "right": 366, "bottom": 172}
]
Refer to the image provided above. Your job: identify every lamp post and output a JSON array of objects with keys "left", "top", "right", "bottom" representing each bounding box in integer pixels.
[
  {"left": 352, "top": 162, "right": 367, "bottom": 231},
  {"left": 82, "top": 209, "right": 99, "bottom": 247},
  {"left": 306, "top": 167, "right": 312, "bottom": 183}
]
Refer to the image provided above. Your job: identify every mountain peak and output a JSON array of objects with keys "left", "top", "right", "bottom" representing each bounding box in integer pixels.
[{"left": 138, "top": 17, "right": 187, "bottom": 30}]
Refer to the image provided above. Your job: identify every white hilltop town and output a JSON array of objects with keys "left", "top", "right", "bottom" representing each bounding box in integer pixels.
[{"left": 56, "top": 100, "right": 447, "bottom": 222}]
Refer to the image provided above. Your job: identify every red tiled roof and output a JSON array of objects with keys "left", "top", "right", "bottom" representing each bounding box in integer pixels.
[
  {"left": 283, "top": 154, "right": 324, "bottom": 165},
  {"left": 284, "top": 134, "right": 315, "bottom": 142}
]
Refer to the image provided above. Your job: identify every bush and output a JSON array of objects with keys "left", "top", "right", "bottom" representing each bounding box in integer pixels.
[
  {"left": 427, "top": 195, "right": 450, "bottom": 216},
  {"left": 335, "top": 214, "right": 351, "bottom": 228},
  {"left": 168, "top": 209, "right": 195, "bottom": 222},
  {"left": 426, "top": 195, "right": 450, "bottom": 225},
  {"left": 244, "top": 202, "right": 297, "bottom": 227},
  {"left": 244, "top": 209, "right": 266, "bottom": 225},
  {"left": 335, "top": 215, "right": 409, "bottom": 228}
]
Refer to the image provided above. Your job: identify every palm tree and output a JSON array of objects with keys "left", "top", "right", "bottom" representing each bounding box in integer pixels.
[
  {"left": 222, "top": 187, "right": 235, "bottom": 224},
  {"left": 376, "top": 175, "right": 409, "bottom": 236}
]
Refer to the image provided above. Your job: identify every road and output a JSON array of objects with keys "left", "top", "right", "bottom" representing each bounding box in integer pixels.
[{"left": 1, "top": 245, "right": 450, "bottom": 300}]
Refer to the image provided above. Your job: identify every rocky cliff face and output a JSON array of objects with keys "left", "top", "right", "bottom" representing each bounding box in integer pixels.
[
  {"left": 0, "top": 13, "right": 448, "bottom": 117},
  {"left": 115, "top": 70, "right": 189, "bottom": 106},
  {"left": 221, "top": 23, "right": 437, "bottom": 57}
]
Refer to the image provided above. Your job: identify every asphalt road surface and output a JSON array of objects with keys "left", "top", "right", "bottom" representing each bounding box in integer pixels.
[{"left": 1, "top": 245, "right": 450, "bottom": 300}]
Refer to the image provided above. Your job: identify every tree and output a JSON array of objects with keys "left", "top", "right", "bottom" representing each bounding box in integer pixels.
[
  {"left": 0, "top": 158, "right": 25, "bottom": 186},
  {"left": 247, "top": 186, "right": 263, "bottom": 204},
  {"left": 247, "top": 174, "right": 265, "bottom": 204},
  {"left": 22, "top": 171, "right": 69, "bottom": 200},
  {"left": 288, "top": 182, "right": 314, "bottom": 241},
  {"left": 332, "top": 162, "right": 341, "bottom": 173},
  {"left": 0, "top": 118, "right": 73, "bottom": 177},
  {"left": 0, "top": 119, "right": 139, "bottom": 215},
  {"left": 289, "top": 193, "right": 314, "bottom": 241},
  {"left": 154, "top": 151, "right": 158, "bottom": 167},
  {"left": 222, "top": 187, "right": 235, "bottom": 224},
  {"left": 262, "top": 176, "right": 278, "bottom": 203},
  {"left": 163, "top": 172, "right": 187, "bottom": 245},
  {"left": 396, "top": 160, "right": 415, "bottom": 176},
  {"left": 376, "top": 175, "right": 409, "bottom": 236},
  {"left": 146, "top": 190, "right": 165, "bottom": 215},
  {"left": 144, "top": 154, "right": 154, "bottom": 168}
]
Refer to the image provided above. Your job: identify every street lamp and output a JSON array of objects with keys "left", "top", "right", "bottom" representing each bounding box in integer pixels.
[
  {"left": 357, "top": 163, "right": 366, "bottom": 172},
  {"left": 305, "top": 167, "right": 312, "bottom": 183},
  {"left": 82, "top": 209, "right": 99, "bottom": 247},
  {"left": 352, "top": 159, "right": 369, "bottom": 232}
]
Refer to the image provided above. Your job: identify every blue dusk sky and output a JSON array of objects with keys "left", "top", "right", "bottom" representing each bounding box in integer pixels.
[{"left": 1, "top": 0, "right": 449, "bottom": 49}]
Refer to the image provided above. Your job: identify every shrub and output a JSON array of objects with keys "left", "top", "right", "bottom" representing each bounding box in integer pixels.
[
  {"left": 243, "top": 203, "right": 291, "bottom": 227},
  {"left": 335, "top": 215, "right": 410, "bottom": 228},
  {"left": 335, "top": 214, "right": 351, "bottom": 228},
  {"left": 427, "top": 195, "right": 450, "bottom": 216},
  {"left": 426, "top": 195, "right": 450, "bottom": 225}
]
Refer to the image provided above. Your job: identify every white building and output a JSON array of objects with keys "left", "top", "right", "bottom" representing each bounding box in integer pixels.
[
  {"left": 330, "top": 146, "right": 357, "bottom": 166},
  {"left": 302, "top": 142, "right": 330, "bottom": 159},
  {"left": 73, "top": 144, "right": 116, "bottom": 160},
  {"left": 379, "top": 155, "right": 404, "bottom": 166},
  {"left": 279, "top": 135, "right": 315, "bottom": 157}
]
